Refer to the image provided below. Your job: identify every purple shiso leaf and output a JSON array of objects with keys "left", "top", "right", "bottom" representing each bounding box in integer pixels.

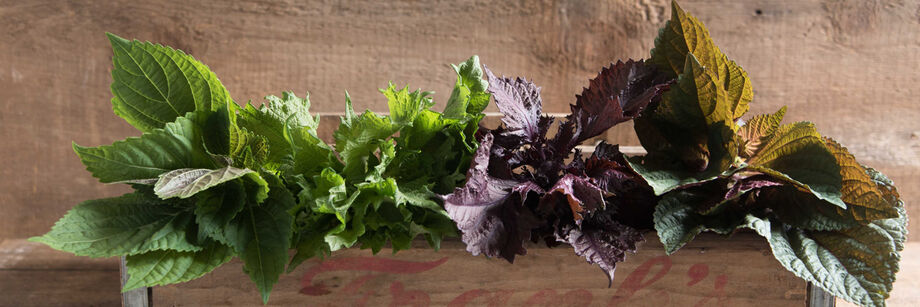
[
  {"left": 585, "top": 142, "right": 639, "bottom": 193},
  {"left": 484, "top": 66, "right": 544, "bottom": 143},
  {"left": 444, "top": 133, "right": 543, "bottom": 262},
  {"left": 543, "top": 173, "right": 606, "bottom": 223},
  {"left": 555, "top": 210, "right": 644, "bottom": 286},
  {"left": 567, "top": 60, "right": 672, "bottom": 147}
]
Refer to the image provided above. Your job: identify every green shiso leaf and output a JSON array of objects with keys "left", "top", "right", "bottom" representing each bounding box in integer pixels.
[
  {"left": 123, "top": 240, "right": 233, "bottom": 291},
  {"left": 745, "top": 208, "right": 906, "bottom": 307},
  {"left": 73, "top": 114, "right": 214, "bottom": 183},
  {"left": 221, "top": 174, "right": 294, "bottom": 304},
  {"left": 107, "top": 33, "right": 230, "bottom": 132},
  {"left": 29, "top": 191, "right": 200, "bottom": 257},
  {"left": 41, "top": 31, "right": 488, "bottom": 304}
]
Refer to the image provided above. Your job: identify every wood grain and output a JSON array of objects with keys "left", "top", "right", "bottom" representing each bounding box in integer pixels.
[
  {"left": 0, "top": 239, "right": 120, "bottom": 306},
  {"left": 153, "top": 233, "right": 805, "bottom": 306},
  {"left": 3, "top": 239, "right": 919, "bottom": 306},
  {"left": 1, "top": 0, "right": 917, "bottom": 239}
]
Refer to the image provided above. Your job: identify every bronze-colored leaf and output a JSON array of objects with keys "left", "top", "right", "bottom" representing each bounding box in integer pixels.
[{"left": 824, "top": 138, "right": 900, "bottom": 221}]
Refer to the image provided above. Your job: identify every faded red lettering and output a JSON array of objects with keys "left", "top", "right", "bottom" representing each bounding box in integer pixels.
[
  {"left": 686, "top": 263, "right": 709, "bottom": 287},
  {"left": 608, "top": 255, "right": 672, "bottom": 306}
]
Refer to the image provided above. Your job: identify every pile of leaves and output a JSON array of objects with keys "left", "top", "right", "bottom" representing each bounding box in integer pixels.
[
  {"left": 30, "top": 2, "right": 908, "bottom": 306},
  {"left": 443, "top": 61, "right": 670, "bottom": 282},
  {"left": 444, "top": 2, "right": 907, "bottom": 306},
  {"left": 31, "top": 33, "right": 489, "bottom": 303},
  {"left": 626, "top": 2, "right": 908, "bottom": 307}
]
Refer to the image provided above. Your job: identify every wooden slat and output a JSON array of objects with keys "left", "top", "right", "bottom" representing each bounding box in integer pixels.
[
  {"left": 120, "top": 256, "right": 151, "bottom": 307},
  {"left": 808, "top": 283, "right": 835, "bottom": 307},
  {"left": 0, "top": 239, "right": 121, "bottom": 306},
  {"left": 153, "top": 233, "right": 806, "bottom": 306},
  {"left": 6, "top": 240, "right": 920, "bottom": 306}
]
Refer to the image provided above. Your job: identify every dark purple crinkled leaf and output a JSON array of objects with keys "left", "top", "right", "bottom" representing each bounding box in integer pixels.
[
  {"left": 544, "top": 174, "right": 606, "bottom": 223},
  {"left": 567, "top": 60, "right": 671, "bottom": 145},
  {"left": 484, "top": 66, "right": 544, "bottom": 142},
  {"left": 555, "top": 210, "right": 643, "bottom": 285},
  {"left": 585, "top": 142, "right": 636, "bottom": 193},
  {"left": 587, "top": 142, "right": 658, "bottom": 230},
  {"left": 444, "top": 133, "right": 542, "bottom": 262}
]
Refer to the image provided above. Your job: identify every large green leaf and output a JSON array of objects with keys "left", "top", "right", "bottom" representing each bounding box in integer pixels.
[
  {"left": 759, "top": 186, "right": 860, "bottom": 231},
  {"left": 153, "top": 166, "right": 256, "bottom": 199},
  {"left": 626, "top": 154, "right": 719, "bottom": 195},
  {"left": 222, "top": 176, "right": 294, "bottom": 304},
  {"left": 29, "top": 192, "right": 200, "bottom": 257},
  {"left": 194, "top": 180, "right": 247, "bottom": 244},
  {"left": 653, "top": 190, "right": 748, "bottom": 254},
  {"left": 107, "top": 33, "right": 230, "bottom": 132},
  {"left": 123, "top": 241, "right": 233, "bottom": 291},
  {"left": 74, "top": 115, "right": 213, "bottom": 183},
  {"left": 444, "top": 55, "right": 490, "bottom": 118},
  {"left": 745, "top": 211, "right": 906, "bottom": 307},
  {"left": 649, "top": 1, "right": 751, "bottom": 120},
  {"left": 746, "top": 122, "right": 844, "bottom": 208}
]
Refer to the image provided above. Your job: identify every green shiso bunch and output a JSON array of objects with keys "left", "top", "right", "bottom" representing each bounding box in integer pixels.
[{"left": 31, "top": 33, "right": 488, "bottom": 303}]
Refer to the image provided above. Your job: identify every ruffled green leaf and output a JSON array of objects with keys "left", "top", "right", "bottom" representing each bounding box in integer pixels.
[
  {"left": 289, "top": 125, "right": 340, "bottom": 175},
  {"left": 444, "top": 55, "right": 490, "bottom": 118},
  {"left": 383, "top": 83, "right": 432, "bottom": 127},
  {"left": 235, "top": 92, "right": 317, "bottom": 166},
  {"left": 333, "top": 95, "right": 399, "bottom": 179}
]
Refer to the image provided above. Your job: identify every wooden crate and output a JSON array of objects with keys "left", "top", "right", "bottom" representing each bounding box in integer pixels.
[{"left": 120, "top": 233, "right": 833, "bottom": 306}]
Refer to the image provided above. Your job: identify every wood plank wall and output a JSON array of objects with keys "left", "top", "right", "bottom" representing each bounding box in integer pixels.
[{"left": 1, "top": 0, "right": 918, "bottom": 241}]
